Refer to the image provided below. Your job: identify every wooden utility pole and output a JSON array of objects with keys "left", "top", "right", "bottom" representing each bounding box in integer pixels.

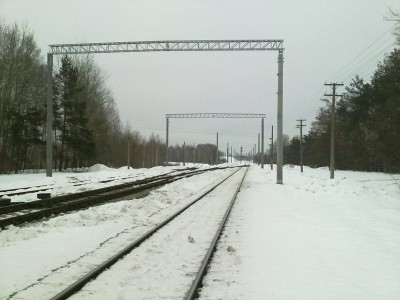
[
  {"left": 296, "top": 119, "right": 306, "bottom": 172},
  {"left": 325, "top": 82, "right": 343, "bottom": 179}
]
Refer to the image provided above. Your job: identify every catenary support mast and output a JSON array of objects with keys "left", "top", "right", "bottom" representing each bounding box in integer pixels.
[{"left": 46, "top": 39, "right": 284, "bottom": 183}]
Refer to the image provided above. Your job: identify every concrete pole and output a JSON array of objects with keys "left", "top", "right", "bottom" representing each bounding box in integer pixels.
[
  {"left": 226, "top": 143, "right": 229, "bottom": 164},
  {"left": 183, "top": 142, "right": 186, "bottom": 166},
  {"left": 271, "top": 125, "right": 274, "bottom": 170},
  {"left": 261, "top": 118, "right": 264, "bottom": 169},
  {"left": 277, "top": 49, "right": 284, "bottom": 184},
  {"left": 165, "top": 117, "right": 169, "bottom": 165},
  {"left": 127, "top": 137, "right": 131, "bottom": 169},
  {"left": 46, "top": 53, "right": 53, "bottom": 177},
  {"left": 216, "top": 132, "right": 219, "bottom": 165},
  {"left": 258, "top": 133, "right": 260, "bottom": 166}
]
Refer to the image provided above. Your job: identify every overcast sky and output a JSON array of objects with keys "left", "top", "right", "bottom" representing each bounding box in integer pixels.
[{"left": 1, "top": 0, "right": 399, "bottom": 155}]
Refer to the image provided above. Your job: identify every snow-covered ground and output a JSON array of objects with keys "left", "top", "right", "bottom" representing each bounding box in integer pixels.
[{"left": 0, "top": 164, "right": 399, "bottom": 299}]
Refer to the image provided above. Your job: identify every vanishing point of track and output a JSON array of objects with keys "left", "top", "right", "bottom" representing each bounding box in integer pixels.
[
  {"left": 0, "top": 166, "right": 234, "bottom": 228},
  {"left": 47, "top": 165, "right": 248, "bottom": 300}
]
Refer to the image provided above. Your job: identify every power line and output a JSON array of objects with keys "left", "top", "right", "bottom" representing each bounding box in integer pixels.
[{"left": 328, "top": 24, "right": 395, "bottom": 82}]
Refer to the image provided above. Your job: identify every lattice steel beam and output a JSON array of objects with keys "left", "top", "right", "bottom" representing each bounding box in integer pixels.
[
  {"left": 50, "top": 40, "right": 283, "bottom": 55},
  {"left": 166, "top": 113, "right": 266, "bottom": 119}
]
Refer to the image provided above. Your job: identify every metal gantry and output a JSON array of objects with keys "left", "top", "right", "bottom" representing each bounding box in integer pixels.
[
  {"left": 46, "top": 39, "right": 284, "bottom": 184},
  {"left": 165, "top": 113, "right": 266, "bottom": 168},
  {"left": 49, "top": 40, "right": 283, "bottom": 55}
]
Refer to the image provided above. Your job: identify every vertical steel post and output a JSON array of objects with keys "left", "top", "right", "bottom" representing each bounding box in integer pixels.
[
  {"left": 216, "top": 132, "right": 219, "bottom": 165},
  {"left": 277, "top": 49, "right": 284, "bottom": 184},
  {"left": 46, "top": 53, "right": 53, "bottom": 177},
  {"left": 261, "top": 118, "right": 264, "bottom": 168},
  {"left": 166, "top": 117, "right": 169, "bottom": 165}
]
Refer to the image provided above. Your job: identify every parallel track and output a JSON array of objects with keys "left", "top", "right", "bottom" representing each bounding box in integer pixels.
[
  {"left": 48, "top": 165, "right": 248, "bottom": 300},
  {"left": 0, "top": 166, "right": 233, "bottom": 228}
]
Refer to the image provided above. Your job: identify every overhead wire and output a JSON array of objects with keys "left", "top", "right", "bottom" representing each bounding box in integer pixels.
[
  {"left": 328, "top": 25, "right": 396, "bottom": 82},
  {"left": 296, "top": 24, "right": 397, "bottom": 138}
]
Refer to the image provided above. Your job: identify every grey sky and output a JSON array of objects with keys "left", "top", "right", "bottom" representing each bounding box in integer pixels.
[{"left": 1, "top": 0, "right": 398, "bottom": 155}]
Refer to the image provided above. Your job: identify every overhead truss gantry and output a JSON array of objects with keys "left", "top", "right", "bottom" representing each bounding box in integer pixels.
[
  {"left": 46, "top": 39, "right": 284, "bottom": 183},
  {"left": 165, "top": 113, "right": 266, "bottom": 167},
  {"left": 49, "top": 40, "right": 283, "bottom": 54}
]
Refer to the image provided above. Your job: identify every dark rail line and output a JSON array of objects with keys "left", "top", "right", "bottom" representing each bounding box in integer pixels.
[
  {"left": 49, "top": 166, "right": 247, "bottom": 300},
  {"left": 0, "top": 166, "right": 235, "bottom": 228},
  {"left": 185, "top": 166, "right": 248, "bottom": 299}
]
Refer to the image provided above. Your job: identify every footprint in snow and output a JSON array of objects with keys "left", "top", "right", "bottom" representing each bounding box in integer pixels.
[
  {"left": 188, "top": 235, "right": 195, "bottom": 243},
  {"left": 227, "top": 245, "right": 236, "bottom": 253}
]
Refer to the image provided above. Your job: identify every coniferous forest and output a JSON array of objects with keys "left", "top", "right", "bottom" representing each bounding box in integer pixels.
[
  {"left": 0, "top": 19, "right": 399, "bottom": 174},
  {"left": 283, "top": 48, "right": 400, "bottom": 172}
]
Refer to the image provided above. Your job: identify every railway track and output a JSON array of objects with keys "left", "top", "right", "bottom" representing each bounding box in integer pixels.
[
  {"left": 0, "top": 171, "right": 159, "bottom": 197},
  {"left": 0, "top": 166, "right": 231, "bottom": 228},
  {"left": 41, "top": 165, "right": 248, "bottom": 300}
]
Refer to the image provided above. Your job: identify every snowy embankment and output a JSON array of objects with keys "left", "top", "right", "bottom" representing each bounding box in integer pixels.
[
  {"left": 200, "top": 165, "right": 400, "bottom": 299},
  {"left": 0, "top": 164, "right": 399, "bottom": 299}
]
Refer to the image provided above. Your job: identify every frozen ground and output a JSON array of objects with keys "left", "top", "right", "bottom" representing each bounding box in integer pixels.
[{"left": 0, "top": 164, "right": 399, "bottom": 299}]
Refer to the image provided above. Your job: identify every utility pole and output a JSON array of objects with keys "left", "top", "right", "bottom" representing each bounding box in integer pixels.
[
  {"left": 183, "top": 142, "right": 186, "bottom": 166},
  {"left": 165, "top": 116, "right": 169, "bottom": 165},
  {"left": 270, "top": 125, "right": 274, "bottom": 170},
  {"left": 216, "top": 132, "right": 219, "bottom": 165},
  {"left": 261, "top": 118, "right": 264, "bottom": 168},
  {"left": 325, "top": 82, "right": 343, "bottom": 179},
  {"left": 127, "top": 137, "right": 131, "bottom": 169},
  {"left": 226, "top": 143, "right": 229, "bottom": 164},
  {"left": 296, "top": 119, "right": 306, "bottom": 173},
  {"left": 258, "top": 133, "right": 260, "bottom": 166},
  {"left": 231, "top": 146, "right": 233, "bottom": 163},
  {"left": 240, "top": 146, "right": 243, "bottom": 163}
]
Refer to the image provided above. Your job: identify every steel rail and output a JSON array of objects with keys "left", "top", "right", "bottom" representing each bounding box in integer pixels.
[
  {"left": 185, "top": 166, "right": 248, "bottom": 299},
  {"left": 0, "top": 166, "right": 236, "bottom": 228},
  {"left": 0, "top": 168, "right": 193, "bottom": 215},
  {"left": 50, "top": 166, "right": 244, "bottom": 300}
]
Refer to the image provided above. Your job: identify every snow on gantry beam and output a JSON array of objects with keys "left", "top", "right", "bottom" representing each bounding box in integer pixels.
[
  {"left": 166, "top": 113, "right": 266, "bottom": 119},
  {"left": 49, "top": 40, "right": 284, "bottom": 55}
]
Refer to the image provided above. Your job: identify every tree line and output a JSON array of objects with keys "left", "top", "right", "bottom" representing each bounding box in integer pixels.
[
  {"left": 0, "top": 22, "right": 221, "bottom": 174},
  {"left": 2, "top": 19, "right": 398, "bottom": 174},
  {"left": 284, "top": 47, "right": 400, "bottom": 172}
]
